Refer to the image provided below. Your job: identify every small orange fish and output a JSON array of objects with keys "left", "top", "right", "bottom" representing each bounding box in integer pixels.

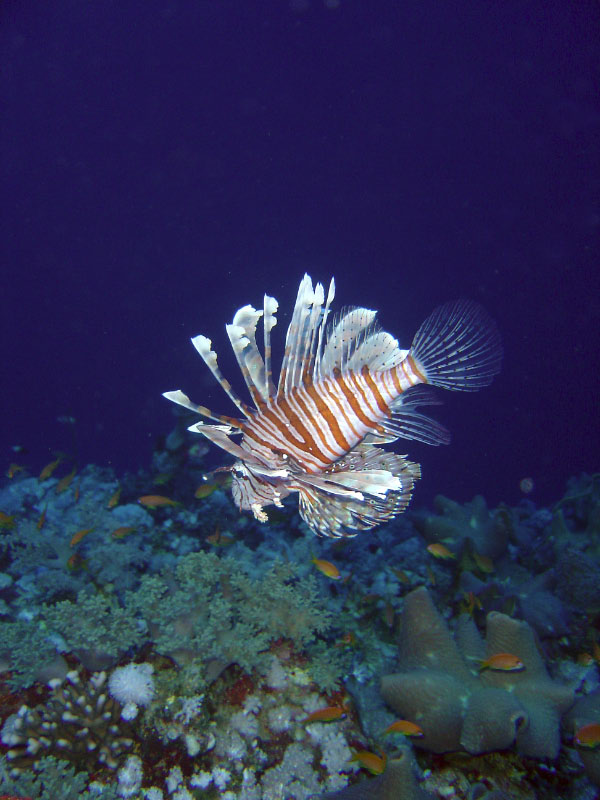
[
  {"left": 312, "top": 558, "right": 341, "bottom": 580},
  {"left": 478, "top": 653, "right": 524, "bottom": 672},
  {"left": 462, "top": 591, "right": 483, "bottom": 616},
  {"left": 383, "top": 602, "right": 395, "bottom": 628},
  {"left": 426, "top": 542, "right": 456, "bottom": 560},
  {"left": 39, "top": 456, "right": 62, "bottom": 481},
  {"left": 153, "top": 472, "right": 173, "bottom": 486},
  {"left": 37, "top": 507, "right": 47, "bottom": 530},
  {"left": 69, "top": 527, "right": 94, "bottom": 547},
  {"left": 55, "top": 466, "right": 77, "bottom": 494},
  {"left": 138, "top": 494, "right": 179, "bottom": 509},
  {"left": 384, "top": 719, "right": 424, "bottom": 737},
  {"left": 574, "top": 722, "right": 600, "bottom": 749},
  {"left": 0, "top": 511, "right": 16, "bottom": 529},
  {"left": 426, "top": 565, "right": 437, "bottom": 586},
  {"left": 112, "top": 526, "right": 136, "bottom": 539},
  {"left": 6, "top": 463, "right": 24, "bottom": 479},
  {"left": 334, "top": 631, "right": 357, "bottom": 648},
  {"left": 206, "top": 528, "right": 236, "bottom": 547},
  {"left": 392, "top": 568, "right": 411, "bottom": 584},
  {"left": 195, "top": 482, "right": 219, "bottom": 499},
  {"left": 472, "top": 551, "right": 494, "bottom": 574},
  {"left": 66, "top": 552, "right": 87, "bottom": 571},
  {"left": 577, "top": 652, "right": 595, "bottom": 667},
  {"left": 74, "top": 482, "right": 81, "bottom": 503},
  {"left": 107, "top": 486, "right": 122, "bottom": 508},
  {"left": 349, "top": 749, "right": 387, "bottom": 775},
  {"left": 302, "top": 706, "right": 346, "bottom": 724}
]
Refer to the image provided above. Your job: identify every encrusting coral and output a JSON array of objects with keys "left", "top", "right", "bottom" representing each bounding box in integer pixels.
[{"left": 380, "top": 586, "right": 574, "bottom": 758}]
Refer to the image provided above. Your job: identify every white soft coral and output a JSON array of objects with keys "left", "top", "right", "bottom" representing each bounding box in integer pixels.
[{"left": 108, "top": 662, "right": 155, "bottom": 719}]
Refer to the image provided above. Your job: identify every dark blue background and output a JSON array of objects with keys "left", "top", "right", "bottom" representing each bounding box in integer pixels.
[{"left": 2, "top": 0, "right": 598, "bottom": 509}]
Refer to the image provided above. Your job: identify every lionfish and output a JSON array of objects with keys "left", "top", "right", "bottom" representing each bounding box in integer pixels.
[{"left": 164, "top": 275, "right": 501, "bottom": 537}]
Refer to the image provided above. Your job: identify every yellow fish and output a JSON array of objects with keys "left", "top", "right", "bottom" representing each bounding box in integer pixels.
[
  {"left": 478, "top": 652, "right": 524, "bottom": 672},
  {"left": 107, "top": 486, "right": 122, "bottom": 508},
  {"left": 55, "top": 466, "right": 77, "bottom": 494},
  {"left": 70, "top": 527, "right": 94, "bottom": 547},
  {"left": 472, "top": 551, "right": 494, "bottom": 573},
  {"left": 302, "top": 706, "right": 346, "bottom": 724},
  {"left": 37, "top": 506, "right": 47, "bottom": 530},
  {"left": 0, "top": 511, "right": 16, "bottom": 529},
  {"left": 384, "top": 719, "right": 424, "bottom": 737},
  {"left": 312, "top": 558, "right": 341, "bottom": 580},
  {"left": 39, "top": 456, "right": 62, "bottom": 481},
  {"left": 349, "top": 750, "right": 387, "bottom": 775},
  {"left": 426, "top": 542, "right": 456, "bottom": 560},
  {"left": 195, "top": 482, "right": 219, "bottom": 499},
  {"left": 111, "top": 526, "right": 136, "bottom": 539},
  {"left": 137, "top": 494, "right": 179, "bottom": 509},
  {"left": 574, "top": 722, "right": 600, "bottom": 749}
]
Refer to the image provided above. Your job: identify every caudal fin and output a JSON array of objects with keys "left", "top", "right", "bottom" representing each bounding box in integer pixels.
[{"left": 410, "top": 299, "right": 502, "bottom": 391}]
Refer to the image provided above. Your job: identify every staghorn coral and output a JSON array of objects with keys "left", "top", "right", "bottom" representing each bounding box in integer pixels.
[{"left": 380, "top": 586, "right": 574, "bottom": 758}]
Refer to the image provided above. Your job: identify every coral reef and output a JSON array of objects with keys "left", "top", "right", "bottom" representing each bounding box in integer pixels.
[
  {"left": 380, "top": 586, "right": 574, "bottom": 758},
  {"left": 1, "top": 457, "right": 599, "bottom": 798}
]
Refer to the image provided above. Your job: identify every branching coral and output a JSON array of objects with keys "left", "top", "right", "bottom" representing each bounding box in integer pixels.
[
  {"left": 1, "top": 669, "right": 135, "bottom": 775},
  {"left": 380, "top": 586, "right": 574, "bottom": 758}
]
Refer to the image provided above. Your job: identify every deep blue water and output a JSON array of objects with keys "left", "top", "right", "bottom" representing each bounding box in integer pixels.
[{"left": 2, "top": 0, "right": 598, "bottom": 510}]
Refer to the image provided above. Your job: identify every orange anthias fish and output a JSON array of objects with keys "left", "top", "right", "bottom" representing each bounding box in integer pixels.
[
  {"left": 472, "top": 551, "right": 495, "bottom": 573},
  {"left": 426, "top": 542, "right": 456, "bottom": 560},
  {"left": 302, "top": 706, "right": 346, "bottom": 724},
  {"left": 206, "top": 527, "right": 236, "bottom": 547},
  {"left": 312, "top": 558, "right": 341, "bottom": 580},
  {"left": 163, "top": 274, "right": 501, "bottom": 538},
  {"left": 0, "top": 511, "right": 16, "bottom": 529},
  {"left": 349, "top": 750, "right": 387, "bottom": 775},
  {"left": 384, "top": 719, "right": 424, "bottom": 737},
  {"left": 195, "top": 482, "right": 219, "bottom": 499},
  {"left": 112, "top": 526, "right": 136, "bottom": 539},
  {"left": 574, "top": 722, "right": 600, "bottom": 749},
  {"left": 6, "top": 462, "right": 24, "bottom": 479},
  {"left": 478, "top": 653, "right": 524, "bottom": 672},
  {"left": 138, "top": 494, "right": 179, "bottom": 509},
  {"left": 55, "top": 466, "right": 77, "bottom": 494},
  {"left": 37, "top": 507, "right": 47, "bottom": 530},
  {"left": 39, "top": 456, "right": 62, "bottom": 481},
  {"left": 107, "top": 486, "right": 122, "bottom": 508},
  {"left": 461, "top": 591, "right": 483, "bottom": 617},
  {"left": 69, "top": 527, "right": 94, "bottom": 547}
]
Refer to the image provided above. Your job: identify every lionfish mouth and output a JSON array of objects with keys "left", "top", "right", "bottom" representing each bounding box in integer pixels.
[{"left": 163, "top": 274, "right": 501, "bottom": 538}]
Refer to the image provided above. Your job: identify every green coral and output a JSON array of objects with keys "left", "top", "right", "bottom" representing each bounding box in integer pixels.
[
  {"left": 43, "top": 590, "right": 146, "bottom": 657},
  {"left": 0, "top": 618, "right": 59, "bottom": 689},
  {"left": 125, "top": 552, "right": 333, "bottom": 676},
  {"left": 0, "top": 755, "right": 120, "bottom": 799}
]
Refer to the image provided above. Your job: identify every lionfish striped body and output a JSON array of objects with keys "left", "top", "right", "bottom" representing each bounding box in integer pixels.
[{"left": 164, "top": 275, "right": 501, "bottom": 537}]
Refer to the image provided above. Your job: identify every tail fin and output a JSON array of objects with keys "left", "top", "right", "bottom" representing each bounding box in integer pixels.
[{"left": 410, "top": 300, "right": 502, "bottom": 391}]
